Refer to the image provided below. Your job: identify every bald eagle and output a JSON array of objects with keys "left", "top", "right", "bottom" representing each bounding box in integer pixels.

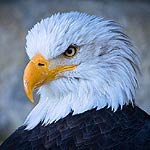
[{"left": 1, "top": 12, "right": 150, "bottom": 150}]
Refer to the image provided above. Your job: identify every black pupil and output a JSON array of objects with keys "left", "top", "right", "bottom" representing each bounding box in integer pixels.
[{"left": 67, "top": 48, "right": 73, "bottom": 54}]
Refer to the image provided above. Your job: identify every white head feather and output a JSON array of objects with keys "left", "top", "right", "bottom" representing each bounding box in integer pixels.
[{"left": 24, "top": 12, "right": 140, "bottom": 130}]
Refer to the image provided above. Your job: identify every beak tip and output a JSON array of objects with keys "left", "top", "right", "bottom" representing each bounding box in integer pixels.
[
  {"left": 28, "top": 94, "right": 34, "bottom": 103},
  {"left": 30, "top": 99, "right": 34, "bottom": 103}
]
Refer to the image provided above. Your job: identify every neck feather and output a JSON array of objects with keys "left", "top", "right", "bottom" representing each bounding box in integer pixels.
[{"left": 24, "top": 75, "right": 135, "bottom": 130}]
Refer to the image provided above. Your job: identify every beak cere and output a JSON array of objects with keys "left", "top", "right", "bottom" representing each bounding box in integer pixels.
[{"left": 23, "top": 54, "right": 77, "bottom": 103}]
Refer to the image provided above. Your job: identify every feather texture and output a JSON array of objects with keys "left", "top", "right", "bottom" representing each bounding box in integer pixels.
[
  {"left": 24, "top": 12, "right": 140, "bottom": 129},
  {"left": 1, "top": 104, "right": 150, "bottom": 150}
]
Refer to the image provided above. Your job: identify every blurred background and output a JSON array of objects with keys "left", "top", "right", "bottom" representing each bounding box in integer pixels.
[{"left": 0, "top": 0, "right": 150, "bottom": 143}]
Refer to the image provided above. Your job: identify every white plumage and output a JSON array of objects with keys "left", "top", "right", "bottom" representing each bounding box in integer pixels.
[{"left": 25, "top": 12, "right": 140, "bottom": 130}]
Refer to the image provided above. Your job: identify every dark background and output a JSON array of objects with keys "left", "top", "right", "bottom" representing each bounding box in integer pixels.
[{"left": 0, "top": 0, "right": 150, "bottom": 143}]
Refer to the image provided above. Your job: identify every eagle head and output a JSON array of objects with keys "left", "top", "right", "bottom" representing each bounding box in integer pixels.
[{"left": 24, "top": 12, "right": 140, "bottom": 130}]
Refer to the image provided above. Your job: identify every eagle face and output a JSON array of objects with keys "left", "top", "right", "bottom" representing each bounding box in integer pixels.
[{"left": 24, "top": 12, "right": 140, "bottom": 130}]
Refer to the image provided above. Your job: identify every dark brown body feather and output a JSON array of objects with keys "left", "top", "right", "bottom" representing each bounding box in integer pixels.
[{"left": 1, "top": 104, "right": 150, "bottom": 150}]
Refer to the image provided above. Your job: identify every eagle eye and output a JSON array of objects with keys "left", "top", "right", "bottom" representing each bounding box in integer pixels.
[{"left": 63, "top": 45, "right": 78, "bottom": 58}]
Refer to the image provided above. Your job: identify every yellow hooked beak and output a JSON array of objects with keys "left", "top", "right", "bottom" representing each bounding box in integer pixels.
[{"left": 23, "top": 54, "right": 77, "bottom": 103}]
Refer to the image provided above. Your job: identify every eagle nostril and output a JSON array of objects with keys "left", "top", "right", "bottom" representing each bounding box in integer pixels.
[{"left": 38, "top": 63, "right": 45, "bottom": 66}]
